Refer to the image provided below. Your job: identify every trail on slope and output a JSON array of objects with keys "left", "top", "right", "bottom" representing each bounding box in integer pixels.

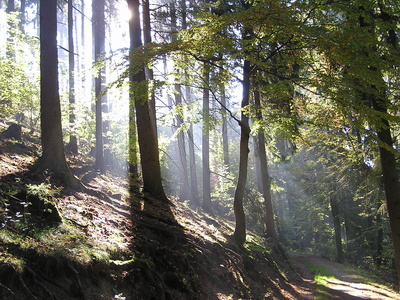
[{"left": 292, "top": 254, "right": 399, "bottom": 300}]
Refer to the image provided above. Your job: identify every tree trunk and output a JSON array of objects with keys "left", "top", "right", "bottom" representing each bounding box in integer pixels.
[
  {"left": 375, "top": 210, "right": 383, "bottom": 266},
  {"left": 188, "top": 119, "right": 199, "bottom": 206},
  {"left": 357, "top": 7, "right": 400, "bottom": 287},
  {"left": 93, "top": 0, "right": 105, "bottom": 172},
  {"left": 19, "top": 0, "right": 25, "bottom": 32},
  {"left": 169, "top": 1, "right": 190, "bottom": 201},
  {"left": 253, "top": 141, "right": 263, "bottom": 193},
  {"left": 38, "top": 0, "right": 77, "bottom": 187},
  {"left": 68, "top": 0, "right": 78, "bottom": 154},
  {"left": 6, "top": 0, "right": 14, "bottom": 13},
  {"left": 233, "top": 59, "right": 251, "bottom": 246},
  {"left": 79, "top": 0, "right": 85, "bottom": 91},
  {"left": 371, "top": 99, "right": 400, "bottom": 287},
  {"left": 127, "top": 0, "right": 167, "bottom": 202},
  {"left": 254, "top": 86, "right": 278, "bottom": 241},
  {"left": 220, "top": 84, "right": 230, "bottom": 168},
  {"left": 181, "top": 1, "right": 198, "bottom": 206},
  {"left": 6, "top": 0, "right": 15, "bottom": 59},
  {"left": 128, "top": 105, "right": 139, "bottom": 179},
  {"left": 175, "top": 81, "right": 190, "bottom": 201},
  {"left": 202, "top": 64, "right": 212, "bottom": 212},
  {"left": 330, "top": 195, "right": 343, "bottom": 263},
  {"left": 142, "top": 0, "right": 157, "bottom": 134}
]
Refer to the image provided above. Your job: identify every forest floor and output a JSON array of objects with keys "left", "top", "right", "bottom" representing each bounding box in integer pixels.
[{"left": 0, "top": 124, "right": 399, "bottom": 299}]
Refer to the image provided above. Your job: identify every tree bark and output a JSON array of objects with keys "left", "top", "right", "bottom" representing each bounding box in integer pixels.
[
  {"left": 220, "top": 84, "right": 230, "bottom": 168},
  {"left": 254, "top": 86, "right": 278, "bottom": 241},
  {"left": 233, "top": 59, "right": 251, "bottom": 245},
  {"left": 188, "top": 119, "right": 199, "bottom": 206},
  {"left": 19, "top": 0, "right": 25, "bottom": 32},
  {"left": 357, "top": 6, "right": 400, "bottom": 287},
  {"left": 127, "top": 0, "right": 167, "bottom": 202},
  {"left": 142, "top": 0, "right": 157, "bottom": 135},
  {"left": 93, "top": 0, "right": 105, "bottom": 172},
  {"left": 375, "top": 208, "right": 383, "bottom": 266},
  {"left": 371, "top": 98, "right": 400, "bottom": 288},
  {"left": 68, "top": 0, "right": 78, "bottom": 154},
  {"left": 181, "top": 0, "right": 198, "bottom": 206},
  {"left": 202, "top": 64, "right": 212, "bottom": 212},
  {"left": 6, "top": 0, "right": 14, "bottom": 13},
  {"left": 329, "top": 195, "right": 343, "bottom": 263},
  {"left": 38, "top": 0, "right": 77, "bottom": 187},
  {"left": 6, "top": 0, "right": 15, "bottom": 59},
  {"left": 175, "top": 81, "right": 190, "bottom": 201},
  {"left": 169, "top": 1, "right": 190, "bottom": 201}
]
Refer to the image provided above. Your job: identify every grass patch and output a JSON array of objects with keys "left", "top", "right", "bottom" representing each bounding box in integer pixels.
[
  {"left": 246, "top": 240, "right": 271, "bottom": 255},
  {"left": 32, "top": 223, "right": 111, "bottom": 266},
  {"left": 302, "top": 260, "right": 336, "bottom": 300},
  {"left": 0, "top": 221, "right": 111, "bottom": 274}
]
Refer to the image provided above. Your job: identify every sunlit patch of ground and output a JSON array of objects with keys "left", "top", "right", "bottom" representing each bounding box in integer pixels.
[
  {"left": 324, "top": 278, "right": 399, "bottom": 299},
  {"left": 57, "top": 171, "right": 132, "bottom": 254},
  {"left": 294, "top": 254, "right": 400, "bottom": 300},
  {"left": 0, "top": 141, "right": 36, "bottom": 177}
]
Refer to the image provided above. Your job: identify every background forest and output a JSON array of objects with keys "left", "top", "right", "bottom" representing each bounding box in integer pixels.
[{"left": 1, "top": 0, "right": 400, "bottom": 298}]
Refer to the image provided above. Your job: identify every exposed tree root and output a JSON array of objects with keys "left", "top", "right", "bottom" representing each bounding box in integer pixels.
[
  {"left": 32, "top": 267, "right": 73, "bottom": 297},
  {"left": 0, "top": 282, "right": 14, "bottom": 297},
  {"left": 26, "top": 266, "right": 56, "bottom": 300},
  {"left": 68, "top": 263, "right": 86, "bottom": 300},
  {"left": 18, "top": 273, "right": 39, "bottom": 300}
]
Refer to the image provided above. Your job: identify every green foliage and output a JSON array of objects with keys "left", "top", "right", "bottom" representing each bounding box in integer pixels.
[{"left": 0, "top": 13, "right": 40, "bottom": 132}]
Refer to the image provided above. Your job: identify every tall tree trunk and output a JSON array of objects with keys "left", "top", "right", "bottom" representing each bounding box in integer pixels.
[
  {"left": 80, "top": 0, "right": 86, "bottom": 92},
  {"left": 19, "top": 0, "right": 25, "bottom": 32},
  {"left": 93, "top": 0, "right": 105, "bottom": 172},
  {"left": 169, "top": 0, "right": 190, "bottom": 201},
  {"left": 202, "top": 64, "right": 212, "bottom": 212},
  {"left": 253, "top": 142, "right": 263, "bottom": 193},
  {"left": 371, "top": 98, "right": 400, "bottom": 287},
  {"left": 375, "top": 207, "right": 383, "bottom": 266},
  {"left": 6, "top": 0, "right": 14, "bottom": 13},
  {"left": 142, "top": 0, "right": 157, "bottom": 134},
  {"left": 254, "top": 85, "right": 278, "bottom": 241},
  {"left": 357, "top": 7, "right": 400, "bottom": 287},
  {"left": 6, "top": 0, "right": 15, "bottom": 59},
  {"left": 181, "top": 0, "right": 198, "bottom": 206},
  {"left": 330, "top": 195, "right": 343, "bottom": 263},
  {"left": 175, "top": 81, "right": 190, "bottom": 201},
  {"left": 127, "top": 0, "right": 167, "bottom": 202},
  {"left": 68, "top": 0, "right": 78, "bottom": 154},
  {"left": 38, "top": 0, "right": 78, "bottom": 187},
  {"left": 187, "top": 80, "right": 199, "bottom": 206},
  {"left": 233, "top": 59, "right": 251, "bottom": 245},
  {"left": 220, "top": 84, "right": 230, "bottom": 168}
]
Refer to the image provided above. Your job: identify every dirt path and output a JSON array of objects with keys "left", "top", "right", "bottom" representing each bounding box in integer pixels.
[{"left": 291, "top": 254, "right": 400, "bottom": 300}]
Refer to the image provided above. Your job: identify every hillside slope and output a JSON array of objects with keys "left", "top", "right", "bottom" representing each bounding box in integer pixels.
[{"left": 0, "top": 128, "right": 313, "bottom": 300}]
